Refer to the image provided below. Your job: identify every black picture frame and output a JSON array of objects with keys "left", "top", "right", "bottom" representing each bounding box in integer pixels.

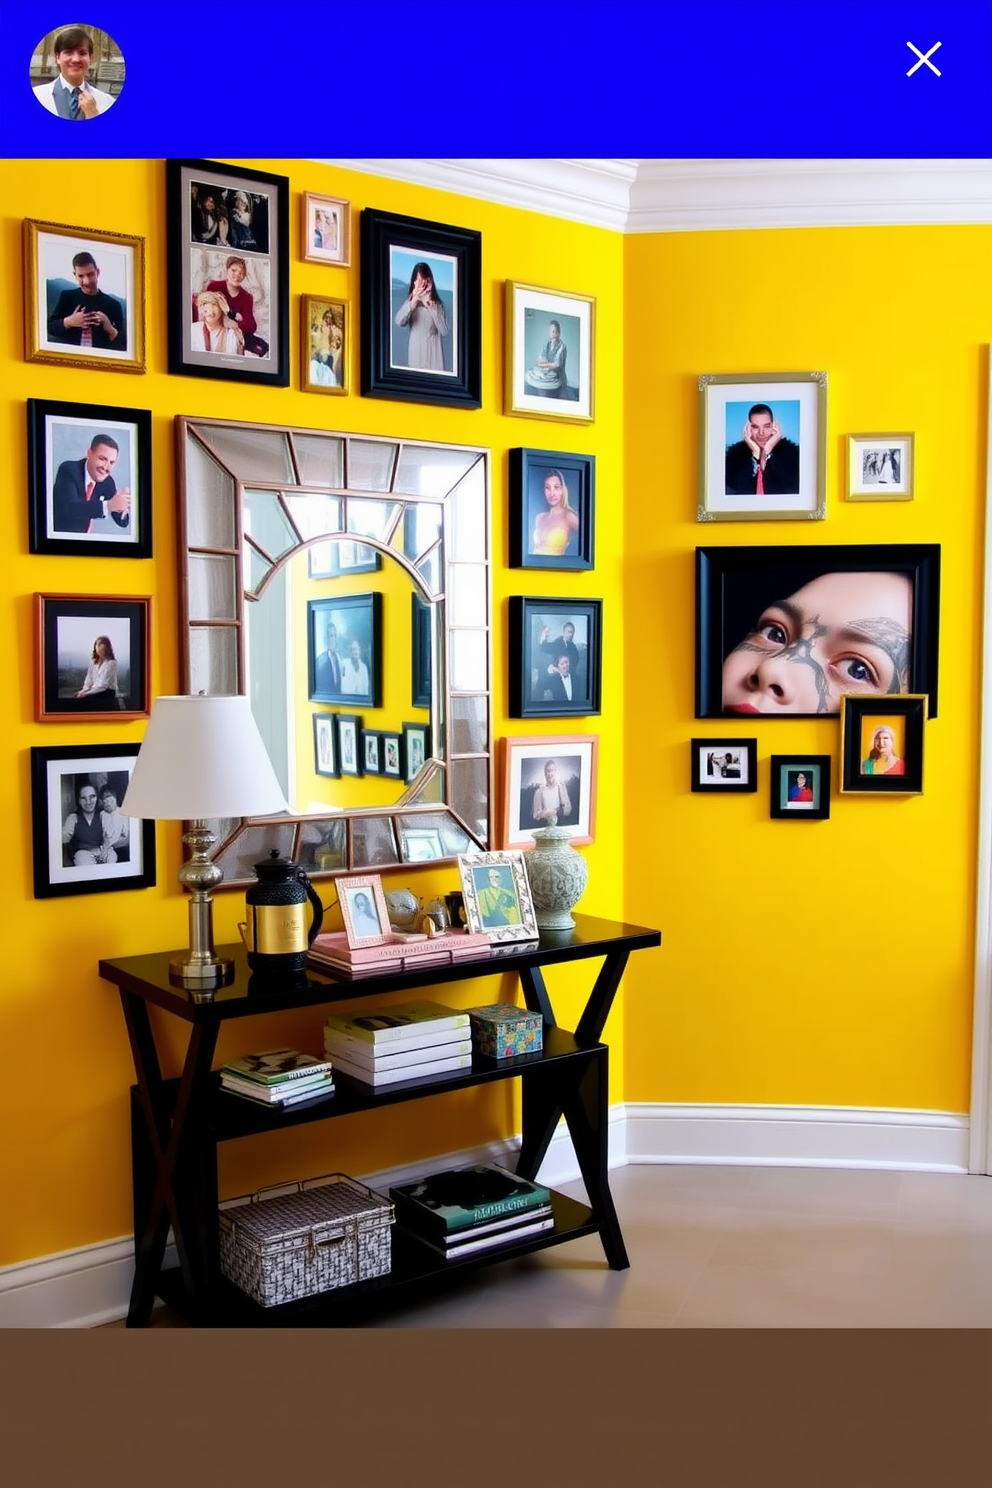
[
  {"left": 508, "top": 447, "right": 595, "bottom": 571},
  {"left": 313, "top": 713, "right": 338, "bottom": 778},
  {"left": 35, "top": 593, "right": 150, "bottom": 723},
  {"left": 336, "top": 714, "right": 362, "bottom": 777},
  {"left": 308, "top": 593, "right": 382, "bottom": 708},
  {"left": 509, "top": 596, "right": 603, "bottom": 719},
  {"left": 411, "top": 593, "right": 432, "bottom": 709},
  {"left": 769, "top": 755, "right": 832, "bottom": 821},
  {"left": 696, "top": 544, "right": 941, "bottom": 719},
  {"left": 28, "top": 398, "right": 152, "bottom": 558},
  {"left": 362, "top": 729, "right": 383, "bottom": 776},
  {"left": 381, "top": 732, "right": 403, "bottom": 779},
  {"left": 690, "top": 738, "right": 758, "bottom": 794},
  {"left": 30, "top": 743, "right": 156, "bottom": 899},
  {"left": 840, "top": 694, "right": 927, "bottom": 795},
  {"left": 402, "top": 721, "right": 430, "bottom": 782},
  {"left": 360, "top": 207, "right": 481, "bottom": 408},
  {"left": 165, "top": 159, "right": 289, "bottom": 387}
]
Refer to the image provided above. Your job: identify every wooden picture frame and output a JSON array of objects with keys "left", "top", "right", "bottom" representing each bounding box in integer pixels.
[
  {"left": 28, "top": 398, "right": 152, "bottom": 557},
  {"left": 500, "top": 734, "right": 599, "bottom": 848},
  {"left": 35, "top": 593, "right": 150, "bottom": 723},
  {"left": 313, "top": 713, "right": 338, "bottom": 778},
  {"left": 336, "top": 714, "right": 362, "bottom": 777},
  {"left": 302, "top": 191, "right": 351, "bottom": 266},
  {"left": 301, "top": 294, "right": 348, "bottom": 395},
  {"left": 509, "top": 597, "right": 603, "bottom": 718},
  {"left": 360, "top": 207, "right": 481, "bottom": 408},
  {"left": 690, "top": 738, "right": 758, "bottom": 794},
  {"left": 695, "top": 543, "right": 941, "bottom": 719},
  {"left": 457, "top": 851, "right": 539, "bottom": 944},
  {"left": 166, "top": 158, "right": 289, "bottom": 386},
  {"left": 30, "top": 743, "right": 156, "bottom": 898},
  {"left": 698, "top": 371, "right": 827, "bottom": 522},
  {"left": 505, "top": 281, "right": 594, "bottom": 424},
  {"left": 508, "top": 447, "right": 595, "bottom": 571},
  {"left": 24, "top": 218, "right": 145, "bottom": 373},
  {"left": 308, "top": 592, "right": 382, "bottom": 708},
  {"left": 338, "top": 873, "right": 391, "bottom": 948},
  {"left": 769, "top": 755, "right": 832, "bottom": 820},
  {"left": 847, "top": 433, "right": 915, "bottom": 501},
  {"left": 840, "top": 694, "right": 926, "bottom": 794}
]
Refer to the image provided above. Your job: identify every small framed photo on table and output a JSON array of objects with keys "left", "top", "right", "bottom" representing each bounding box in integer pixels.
[
  {"left": 509, "top": 597, "right": 602, "bottom": 718},
  {"left": 302, "top": 192, "right": 351, "bottom": 266},
  {"left": 457, "top": 851, "right": 539, "bottom": 944},
  {"left": 508, "top": 448, "right": 595, "bottom": 571},
  {"left": 501, "top": 734, "right": 599, "bottom": 848},
  {"left": 505, "top": 281, "right": 594, "bottom": 424},
  {"left": 35, "top": 593, "right": 150, "bottom": 723},
  {"left": 847, "top": 434, "right": 914, "bottom": 501},
  {"left": 24, "top": 219, "right": 146, "bottom": 373},
  {"left": 339, "top": 874, "right": 391, "bottom": 948},
  {"left": 698, "top": 371, "right": 826, "bottom": 522},
  {"left": 690, "top": 738, "right": 758, "bottom": 794},
  {"left": 840, "top": 695, "right": 926, "bottom": 795},
  {"left": 30, "top": 743, "right": 156, "bottom": 899},
  {"left": 28, "top": 398, "right": 152, "bottom": 558},
  {"left": 769, "top": 755, "right": 831, "bottom": 821}
]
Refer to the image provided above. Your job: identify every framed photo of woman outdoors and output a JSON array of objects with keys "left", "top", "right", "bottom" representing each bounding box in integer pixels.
[
  {"left": 360, "top": 207, "right": 481, "bottom": 408},
  {"left": 166, "top": 159, "right": 289, "bottom": 386},
  {"left": 24, "top": 219, "right": 146, "bottom": 373},
  {"left": 509, "top": 447, "right": 595, "bottom": 571},
  {"left": 35, "top": 593, "right": 150, "bottom": 723}
]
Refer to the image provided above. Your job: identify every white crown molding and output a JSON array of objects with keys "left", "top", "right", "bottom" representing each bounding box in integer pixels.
[{"left": 323, "top": 158, "right": 992, "bottom": 231}]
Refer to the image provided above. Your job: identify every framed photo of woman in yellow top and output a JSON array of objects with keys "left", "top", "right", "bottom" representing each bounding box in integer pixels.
[{"left": 508, "top": 448, "right": 595, "bottom": 572}]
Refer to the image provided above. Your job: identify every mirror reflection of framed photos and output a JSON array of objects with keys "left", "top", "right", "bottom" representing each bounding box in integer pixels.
[
  {"left": 308, "top": 592, "right": 382, "bottom": 708},
  {"left": 402, "top": 722, "right": 430, "bottom": 782},
  {"left": 363, "top": 729, "right": 383, "bottom": 776}
]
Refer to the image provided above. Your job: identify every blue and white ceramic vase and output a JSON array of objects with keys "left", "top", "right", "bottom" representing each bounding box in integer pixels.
[{"left": 524, "top": 826, "right": 588, "bottom": 930}]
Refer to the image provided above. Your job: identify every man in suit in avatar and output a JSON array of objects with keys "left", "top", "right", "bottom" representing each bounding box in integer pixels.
[
  {"left": 33, "top": 27, "right": 118, "bottom": 119},
  {"left": 52, "top": 432, "right": 131, "bottom": 534}
]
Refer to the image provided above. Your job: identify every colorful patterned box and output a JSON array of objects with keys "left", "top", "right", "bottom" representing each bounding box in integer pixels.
[{"left": 467, "top": 1003, "right": 543, "bottom": 1059}]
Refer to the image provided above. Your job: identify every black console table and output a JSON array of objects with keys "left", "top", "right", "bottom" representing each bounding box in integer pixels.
[{"left": 99, "top": 914, "right": 661, "bottom": 1327}]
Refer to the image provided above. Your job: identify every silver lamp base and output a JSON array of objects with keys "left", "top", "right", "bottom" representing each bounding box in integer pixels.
[{"left": 169, "top": 821, "right": 234, "bottom": 1000}]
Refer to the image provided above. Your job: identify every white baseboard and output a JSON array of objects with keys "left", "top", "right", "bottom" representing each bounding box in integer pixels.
[{"left": 0, "top": 1102, "right": 968, "bottom": 1328}]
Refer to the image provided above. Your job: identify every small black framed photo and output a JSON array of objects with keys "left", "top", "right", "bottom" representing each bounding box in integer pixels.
[
  {"left": 402, "top": 721, "right": 430, "bottom": 782},
  {"left": 336, "top": 714, "right": 362, "bottom": 777},
  {"left": 362, "top": 729, "right": 383, "bottom": 776},
  {"left": 509, "top": 597, "right": 603, "bottom": 718},
  {"left": 308, "top": 593, "right": 382, "bottom": 708},
  {"left": 35, "top": 594, "right": 150, "bottom": 723},
  {"left": 770, "top": 755, "right": 831, "bottom": 821},
  {"left": 360, "top": 207, "right": 481, "bottom": 408},
  {"left": 313, "top": 713, "right": 338, "bottom": 778},
  {"left": 696, "top": 543, "right": 941, "bottom": 719},
  {"left": 24, "top": 218, "right": 145, "bottom": 373},
  {"left": 382, "top": 732, "right": 403, "bottom": 779},
  {"left": 691, "top": 738, "right": 758, "bottom": 794},
  {"left": 411, "top": 593, "right": 432, "bottom": 709},
  {"left": 840, "top": 695, "right": 926, "bottom": 795},
  {"left": 508, "top": 448, "right": 595, "bottom": 571},
  {"left": 166, "top": 158, "right": 289, "bottom": 386},
  {"left": 28, "top": 398, "right": 152, "bottom": 557},
  {"left": 30, "top": 743, "right": 156, "bottom": 899}
]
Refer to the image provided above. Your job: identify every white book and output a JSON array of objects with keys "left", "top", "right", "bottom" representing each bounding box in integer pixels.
[
  {"left": 323, "top": 1036, "right": 472, "bottom": 1072},
  {"left": 329, "top": 1049, "right": 473, "bottom": 1088},
  {"left": 323, "top": 1001, "right": 469, "bottom": 1045},
  {"left": 415, "top": 1215, "right": 555, "bottom": 1259},
  {"left": 221, "top": 1072, "right": 334, "bottom": 1104}
]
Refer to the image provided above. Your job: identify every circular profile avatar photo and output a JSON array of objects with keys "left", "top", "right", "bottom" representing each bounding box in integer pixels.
[{"left": 31, "top": 24, "right": 125, "bottom": 119}]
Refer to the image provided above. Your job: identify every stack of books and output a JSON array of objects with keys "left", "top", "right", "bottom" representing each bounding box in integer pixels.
[
  {"left": 323, "top": 1001, "right": 473, "bottom": 1088},
  {"left": 219, "top": 1048, "right": 336, "bottom": 1108},
  {"left": 389, "top": 1163, "right": 553, "bottom": 1261},
  {"left": 308, "top": 929, "right": 492, "bottom": 977}
]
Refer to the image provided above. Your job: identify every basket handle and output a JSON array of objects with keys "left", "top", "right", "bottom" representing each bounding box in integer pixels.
[{"left": 252, "top": 1180, "right": 302, "bottom": 1203}]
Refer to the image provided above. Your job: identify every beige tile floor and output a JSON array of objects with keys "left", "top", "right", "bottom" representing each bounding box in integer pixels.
[{"left": 121, "top": 1164, "right": 992, "bottom": 1329}]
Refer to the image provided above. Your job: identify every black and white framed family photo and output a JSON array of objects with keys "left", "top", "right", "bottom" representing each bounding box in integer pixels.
[{"left": 30, "top": 743, "right": 156, "bottom": 899}]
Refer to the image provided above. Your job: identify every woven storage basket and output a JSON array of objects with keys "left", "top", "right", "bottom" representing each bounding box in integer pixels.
[{"left": 219, "top": 1173, "right": 394, "bottom": 1307}]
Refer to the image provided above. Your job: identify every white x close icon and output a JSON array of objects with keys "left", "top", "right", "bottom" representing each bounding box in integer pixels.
[{"left": 906, "top": 40, "right": 942, "bottom": 77}]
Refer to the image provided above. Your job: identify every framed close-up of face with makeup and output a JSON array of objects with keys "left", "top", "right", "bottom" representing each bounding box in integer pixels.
[{"left": 695, "top": 544, "right": 941, "bottom": 719}]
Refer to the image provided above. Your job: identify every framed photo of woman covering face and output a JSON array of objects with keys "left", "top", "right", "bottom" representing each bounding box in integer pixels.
[
  {"left": 695, "top": 544, "right": 941, "bottom": 720},
  {"left": 508, "top": 448, "right": 595, "bottom": 571},
  {"left": 840, "top": 694, "right": 926, "bottom": 795},
  {"left": 769, "top": 755, "right": 832, "bottom": 821}
]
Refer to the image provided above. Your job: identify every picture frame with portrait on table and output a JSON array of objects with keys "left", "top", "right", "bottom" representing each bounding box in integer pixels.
[
  {"left": 28, "top": 398, "right": 152, "bottom": 558},
  {"left": 769, "top": 755, "right": 832, "bottom": 821},
  {"left": 508, "top": 447, "right": 595, "bottom": 571},
  {"left": 500, "top": 734, "right": 599, "bottom": 849},
  {"left": 338, "top": 874, "right": 391, "bottom": 948},
  {"left": 301, "top": 295, "right": 348, "bottom": 395},
  {"left": 690, "top": 738, "right": 758, "bottom": 794},
  {"left": 698, "top": 371, "right": 827, "bottom": 522},
  {"left": 695, "top": 543, "right": 941, "bottom": 720},
  {"left": 457, "top": 851, "right": 539, "bottom": 945},
  {"left": 308, "top": 593, "right": 382, "bottom": 709},
  {"left": 30, "top": 742, "right": 156, "bottom": 899},
  {"left": 505, "top": 281, "right": 594, "bottom": 424},
  {"left": 847, "top": 433, "right": 915, "bottom": 501},
  {"left": 508, "top": 597, "right": 603, "bottom": 719},
  {"left": 302, "top": 191, "right": 351, "bottom": 266},
  {"left": 24, "top": 218, "right": 145, "bottom": 374},
  {"left": 35, "top": 594, "right": 150, "bottom": 724},
  {"left": 166, "top": 158, "right": 289, "bottom": 386},
  {"left": 360, "top": 207, "right": 481, "bottom": 408},
  {"left": 840, "top": 694, "right": 926, "bottom": 795}
]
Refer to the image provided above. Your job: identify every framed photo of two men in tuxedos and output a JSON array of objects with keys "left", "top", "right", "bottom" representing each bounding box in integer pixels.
[
  {"left": 28, "top": 398, "right": 152, "bottom": 557},
  {"left": 508, "top": 597, "right": 603, "bottom": 719}
]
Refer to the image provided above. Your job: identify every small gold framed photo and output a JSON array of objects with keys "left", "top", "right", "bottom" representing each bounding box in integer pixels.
[
  {"left": 302, "top": 295, "right": 348, "bottom": 395},
  {"left": 302, "top": 192, "right": 351, "bottom": 266},
  {"left": 847, "top": 433, "right": 914, "bottom": 501}
]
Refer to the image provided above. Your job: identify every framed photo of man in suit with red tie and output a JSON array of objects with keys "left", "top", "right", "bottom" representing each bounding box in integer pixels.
[{"left": 28, "top": 398, "right": 152, "bottom": 557}]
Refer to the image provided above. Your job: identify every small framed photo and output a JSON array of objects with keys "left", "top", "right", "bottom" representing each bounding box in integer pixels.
[
  {"left": 362, "top": 730, "right": 383, "bottom": 776},
  {"left": 840, "top": 695, "right": 926, "bottom": 795},
  {"left": 302, "top": 191, "right": 351, "bottom": 266},
  {"left": 166, "top": 158, "right": 289, "bottom": 386},
  {"left": 411, "top": 594, "right": 432, "bottom": 709},
  {"left": 847, "top": 434, "right": 914, "bottom": 501},
  {"left": 401, "top": 827, "right": 445, "bottom": 863},
  {"left": 690, "top": 738, "right": 758, "bottom": 794},
  {"left": 698, "top": 371, "right": 827, "bottom": 522},
  {"left": 505, "top": 281, "right": 594, "bottom": 424},
  {"left": 501, "top": 735, "right": 599, "bottom": 849},
  {"left": 508, "top": 448, "right": 595, "bottom": 571},
  {"left": 402, "top": 721, "right": 430, "bottom": 782},
  {"left": 308, "top": 593, "right": 382, "bottom": 708},
  {"left": 313, "top": 714, "right": 338, "bottom": 778},
  {"left": 24, "top": 219, "right": 145, "bottom": 373},
  {"left": 28, "top": 398, "right": 152, "bottom": 558},
  {"left": 336, "top": 714, "right": 362, "bottom": 777},
  {"left": 35, "top": 594, "right": 150, "bottom": 723},
  {"left": 509, "top": 597, "right": 603, "bottom": 718},
  {"left": 30, "top": 743, "right": 156, "bottom": 898},
  {"left": 360, "top": 207, "right": 481, "bottom": 408},
  {"left": 696, "top": 544, "right": 941, "bottom": 719},
  {"left": 338, "top": 874, "right": 391, "bottom": 948},
  {"left": 770, "top": 756, "right": 832, "bottom": 821},
  {"left": 382, "top": 733, "right": 402, "bottom": 779},
  {"left": 309, "top": 537, "right": 380, "bottom": 579},
  {"left": 302, "top": 294, "right": 349, "bottom": 395},
  {"left": 457, "top": 851, "right": 539, "bottom": 944}
]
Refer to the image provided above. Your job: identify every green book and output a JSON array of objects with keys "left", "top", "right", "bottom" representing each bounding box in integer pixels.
[
  {"left": 222, "top": 1049, "right": 334, "bottom": 1084},
  {"left": 390, "top": 1163, "right": 552, "bottom": 1236}
]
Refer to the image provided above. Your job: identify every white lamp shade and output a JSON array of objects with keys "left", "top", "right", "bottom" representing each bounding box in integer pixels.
[{"left": 122, "top": 695, "right": 288, "bottom": 820}]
